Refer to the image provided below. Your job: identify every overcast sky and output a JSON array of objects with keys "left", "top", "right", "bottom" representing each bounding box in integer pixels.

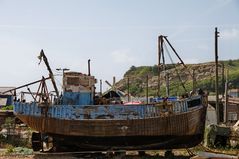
[{"left": 0, "top": 0, "right": 238, "bottom": 93}]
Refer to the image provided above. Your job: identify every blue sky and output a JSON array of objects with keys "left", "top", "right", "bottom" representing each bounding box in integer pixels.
[{"left": 0, "top": 0, "right": 238, "bottom": 92}]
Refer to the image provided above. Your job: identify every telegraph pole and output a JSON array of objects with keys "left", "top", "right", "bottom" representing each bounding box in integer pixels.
[{"left": 215, "top": 27, "right": 220, "bottom": 124}]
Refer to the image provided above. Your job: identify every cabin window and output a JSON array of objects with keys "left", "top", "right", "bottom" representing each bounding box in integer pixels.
[
  {"left": 187, "top": 98, "right": 201, "bottom": 108},
  {"left": 228, "top": 112, "right": 238, "bottom": 121},
  {"left": 67, "top": 77, "right": 79, "bottom": 86}
]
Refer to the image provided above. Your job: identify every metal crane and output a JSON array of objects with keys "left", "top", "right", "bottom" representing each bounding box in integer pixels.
[{"left": 38, "top": 49, "right": 59, "bottom": 98}]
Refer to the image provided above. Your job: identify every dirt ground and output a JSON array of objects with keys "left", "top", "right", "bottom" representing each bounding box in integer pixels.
[
  {"left": 0, "top": 150, "right": 192, "bottom": 159},
  {"left": 0, "top": 149, "right": 238, "bottom": 159}
]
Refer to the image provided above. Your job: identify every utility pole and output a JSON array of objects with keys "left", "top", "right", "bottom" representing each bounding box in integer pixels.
[{"left": 215, "top": 27, "right": 220, "bottom": 124}]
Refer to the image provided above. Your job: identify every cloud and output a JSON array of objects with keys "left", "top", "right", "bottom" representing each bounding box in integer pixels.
[
  {"left": 110, "top": 49, "right": 136, "bottom": 64},
  {"left": 221, "top": 28, "right": 239, "bottom": 39}
]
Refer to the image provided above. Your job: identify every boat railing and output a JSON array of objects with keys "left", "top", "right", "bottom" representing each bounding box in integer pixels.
[{"left": 14, "top": 96, "right": 203, "bottom": 120}]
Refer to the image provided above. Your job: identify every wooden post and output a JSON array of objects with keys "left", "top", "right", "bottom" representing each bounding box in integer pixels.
[
  {"left": 146, "top": 75, "right": 149, "bottom": 104},
  {"left": 221, "top": 62, "right": 225, "bottom": 96},
  {"left": 215, "top": 27, "right": 220, "bottom": 124},
  {"left": 224, "top": 68, "right": 229, "bottom": 124},
  {"left": 127, "top": 77, "right": 130, "bottom": 102},
  {"left": 166, "top": 73, "right": 170, "bottom": 97},
  {"left": 112, "top": 76, "right": 116, "bottom": 91},
  {"left": 192, "top": 69, "right": 195, "bottom": 93},
  {"left": 100, "top": 79, "right": 102, "bottom": 96}
]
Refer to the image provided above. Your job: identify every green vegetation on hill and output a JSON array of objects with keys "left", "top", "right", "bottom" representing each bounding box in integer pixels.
[
  {"left": 115, "top": 59, "right": 239, "bottom": 97},
  {"left": 0, "top": 105, "right": 13, "bottom": 110}
]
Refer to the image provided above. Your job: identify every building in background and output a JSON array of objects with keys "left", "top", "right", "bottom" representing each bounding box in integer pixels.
[
  {"left": 0, "top": 87, "right": 16, "bottom": 107},
  {"left": 225, "top": 89, "right": 239, "bottom": 125}
]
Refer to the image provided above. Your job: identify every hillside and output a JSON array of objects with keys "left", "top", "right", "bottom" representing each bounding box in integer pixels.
[{"left": 115, "top": 59, "right": 239, "bottom": 97}]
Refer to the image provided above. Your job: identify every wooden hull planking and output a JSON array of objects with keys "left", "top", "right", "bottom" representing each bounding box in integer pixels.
[{"left": 15, "top": 105, "right": 206, "bottom": 150}]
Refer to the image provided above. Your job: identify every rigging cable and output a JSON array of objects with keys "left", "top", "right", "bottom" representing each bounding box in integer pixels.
[{"left": 163, "top": 42, "right": 188, "bottom": 93}]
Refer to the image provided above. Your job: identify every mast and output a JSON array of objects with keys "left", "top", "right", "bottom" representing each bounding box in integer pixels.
[
  {"left": 215, "top": 27, "right": 220, "bottom": 124},
  {"left": 160, "top": 37, "right": 168, "bottom": 96},
  {"left": 157, "top": 36, "right": 162, "bottom": 97}
]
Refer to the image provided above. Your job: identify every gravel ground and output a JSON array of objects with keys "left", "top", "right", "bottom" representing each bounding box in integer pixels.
[
  {"left": 0, "top": 149, "right": 238, "bottom": 159},
  {"left": 0, "top": 150, "right": 191, "bottom": 159}
]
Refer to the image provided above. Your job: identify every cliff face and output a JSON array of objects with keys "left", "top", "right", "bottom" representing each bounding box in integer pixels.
[{"left": 115, "top": 59, "right": 239, "bottom": 97}]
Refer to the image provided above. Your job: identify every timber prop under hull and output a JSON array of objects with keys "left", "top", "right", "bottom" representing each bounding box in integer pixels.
[{"left": 15, "top": 105, "right": 207, "bottom": 150}]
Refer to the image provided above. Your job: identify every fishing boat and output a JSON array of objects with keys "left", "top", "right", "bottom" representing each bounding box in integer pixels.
[{"left": 6, "top": 35, "right": 207, "bottom": 152}]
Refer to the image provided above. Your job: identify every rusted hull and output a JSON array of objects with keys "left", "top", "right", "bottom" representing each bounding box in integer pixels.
[{"left": 15, "top": 105, "right": 206, "bottom": 150}]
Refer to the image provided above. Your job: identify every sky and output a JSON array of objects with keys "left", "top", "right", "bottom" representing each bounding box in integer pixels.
[{"left": 0, "top": 0, "right": 239, "bottom": 93}]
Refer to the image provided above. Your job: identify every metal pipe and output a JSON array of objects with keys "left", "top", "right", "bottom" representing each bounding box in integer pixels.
[
  {"left": 27, "top": 87, "right": 37, "bottom": 102},
  {"left": 105, "top": 80, "right": 112, "bottom": 87},
  {"left": 2, "top": 77, "right": 51, "bottom": 94},
  {"left": 88, "top": 59, "right": 91, "bottom": 76}
]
